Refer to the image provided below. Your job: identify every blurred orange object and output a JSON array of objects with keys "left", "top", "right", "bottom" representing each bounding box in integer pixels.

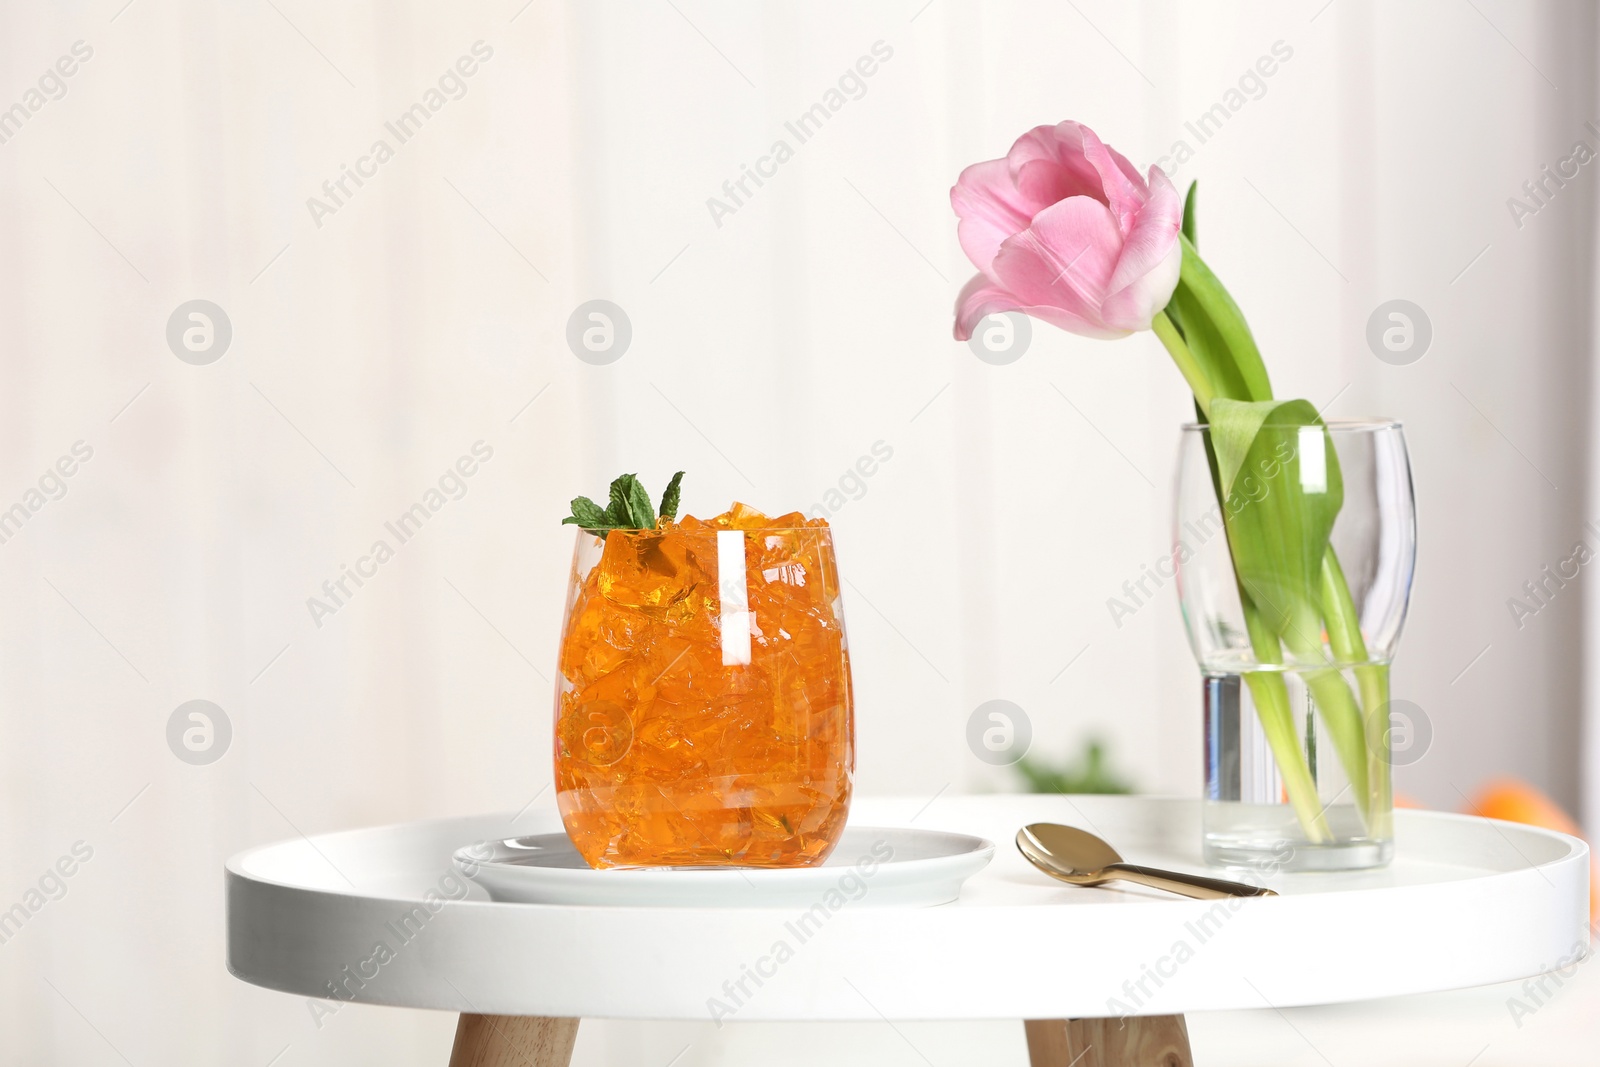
[
  {"left": 1470, "top": 778, "right": 1597, "bottom": 921},
  {"left": 1392, "top": 792, "right": 1425, "bottom": 810}
]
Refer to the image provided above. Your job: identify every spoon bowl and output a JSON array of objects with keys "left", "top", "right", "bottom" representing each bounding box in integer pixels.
[{"left": 1017, "top": 822, "right": 1276, "bottom": 900}]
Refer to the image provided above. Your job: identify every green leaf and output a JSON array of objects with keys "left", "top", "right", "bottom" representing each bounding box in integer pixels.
[
  {"left": 562, "top": 496, "right": 610, "bottom": 529},
  {"left": 1182, "top": 180, "right": 1198, "bottom": 247},
  {"left": 1167, "top": 236, "right": 1273, "bottom": 403},
  {"left": 626, "top": 476, "right": 656, "bottom": 529},
  {"left": 606, "top": 475, "right": 635, "bottom": 527},
  {"left": 598, "top": 473, "right": 658, "bottom": 529},
  {"left": 1208, "top": 398, "right": 1343, "bottom": 652},
  {"left": 1163, "top": 184, "right": 1199, "bottom": 343},
  {"left": 659, "top": 471, "right": 684, "bottom": 521},
  {"left": 1014, "top": 740, "right": 1133, "bottom": 795}
]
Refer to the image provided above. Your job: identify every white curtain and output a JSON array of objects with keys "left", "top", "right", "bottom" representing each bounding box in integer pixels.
[{"left": 0, "top": 1, "right": 1593, "bottom": 1063}]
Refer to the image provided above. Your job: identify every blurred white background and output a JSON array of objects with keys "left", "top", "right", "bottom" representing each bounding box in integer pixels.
[{"left": 0, "top": 0, "right": 1597, "bottom": 1063}]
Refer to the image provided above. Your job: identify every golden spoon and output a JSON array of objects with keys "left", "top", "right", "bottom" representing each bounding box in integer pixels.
[{"left": 1017, "top": 822, "right": 1277, "bottom": 900}]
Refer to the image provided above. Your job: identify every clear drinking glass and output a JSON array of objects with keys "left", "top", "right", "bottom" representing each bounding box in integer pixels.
[
  {"left": 1174, "top": 418, "right": 1416, "bottom": 870},
  {"left": 553, "top": 519, "right": 854, "bottom": 868}
]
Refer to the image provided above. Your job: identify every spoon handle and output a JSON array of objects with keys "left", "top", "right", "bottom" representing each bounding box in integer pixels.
[{"left": 1103, "top": 862, "right": 1277, "bottom": 900}]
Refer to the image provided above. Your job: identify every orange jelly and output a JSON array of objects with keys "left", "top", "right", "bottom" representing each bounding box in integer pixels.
[{"left": 554, "top": 505, "right": 854, "bottom": 868}]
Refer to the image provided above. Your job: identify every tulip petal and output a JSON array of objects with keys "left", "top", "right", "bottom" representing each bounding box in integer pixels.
[
  {"left": 1009, "top": 122, "right": 1103, "bottom": 210},
  {"left": 953, "top": 273, "right": 1128, "bottom": 341},
  {"left": 1025, "top": 303, "right": 1132, "bottom": 340},
  {"left": 953, "top": 274, "right": 1022, "bottom": 341},
  {"left": 988, "top": 195, "right": 1122, "bottom": 328},
  {"left": 1080, "top": 126, "right": 1149, "bottom": 233},
  {"left": 1100, "top": 238, "right": 1181, "bottom": 333},
  {"left": 951, "top": 158, "right": 1040, "bottom": 275},
  {"left": 1099, "top": 166, "right": 1184, "bottom": 331}
]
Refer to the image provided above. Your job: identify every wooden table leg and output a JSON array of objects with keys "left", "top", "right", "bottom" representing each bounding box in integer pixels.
[
  {"left": 447, "top": 1015, "right": 579, "bottom": 1067},
  {"left": 1024, "top": 1016, "right": 1193, "bottom": 1067}
]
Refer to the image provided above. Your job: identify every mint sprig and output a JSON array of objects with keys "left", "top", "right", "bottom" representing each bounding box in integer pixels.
[
  {"left": 659, "top": 471, "right": 683, "bottom": 521},
  {"left": 565, "top": 496, "right": 610, "bottom": 529},
  {"left": 562, "top": 471, "right": 686, "bottom": 534}
]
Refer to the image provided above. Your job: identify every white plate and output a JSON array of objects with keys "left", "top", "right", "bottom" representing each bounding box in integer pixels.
[{"left": 455, "top": 826, "right": 994, "bottom": 908}]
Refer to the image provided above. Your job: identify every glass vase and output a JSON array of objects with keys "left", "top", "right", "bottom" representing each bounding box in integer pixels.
[
  {"left": 1175, "top": 418, "right": 1416, "bottom": 871},
  {"left": 553, "top": 520, "right": 854, "bottom": 868}
]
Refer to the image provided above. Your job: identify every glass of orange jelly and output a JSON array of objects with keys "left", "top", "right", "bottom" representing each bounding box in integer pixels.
[{"left": 554, "top": 504, "right": 854, "bottom": 868}]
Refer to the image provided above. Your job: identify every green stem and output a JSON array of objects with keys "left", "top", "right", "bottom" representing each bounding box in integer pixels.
[
  {"left": 1260, "top": 584, "right": 1365, "bottom": 831},
  {"left": 1301, "top": 668, "right": 1369, "bottom": 824},
  {"left": 1318, "top": 548, "right": 1368, "bottom": 663},
  {"left": 1359, "top": 662, "right": 1393, "bottom": 840},
  {"left": 1241, "top": 603, "right": 1333, "bottom": 844},
  {"left": 1152, "top": 311, "right": 1215, "bottom": 417},
  {"left": 1320, "top": 549, "right": 1391, "bottom": 834}
]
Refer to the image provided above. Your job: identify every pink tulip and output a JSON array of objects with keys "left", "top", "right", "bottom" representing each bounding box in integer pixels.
[{"left": 951, "top": 121, "right": 1183, "bottom": 341}]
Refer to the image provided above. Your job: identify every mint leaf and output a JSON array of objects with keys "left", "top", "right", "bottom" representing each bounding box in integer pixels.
[
  {"left": 626, "top": 476, "right": 655, "bottom": 528},
  {"left": 659, "top": 471, "right": 684, "bottom": 521},
  {"left": 606, "top": 475, "right": 635, "bottom": 527},
  {"left": 563, "top": 496, "right": 609, "bottom": 529}
]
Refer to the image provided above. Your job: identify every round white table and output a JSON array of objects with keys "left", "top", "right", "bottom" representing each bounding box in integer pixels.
[{"left": 225, "top": 795, "right": 1590, "bottom": 1066}]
